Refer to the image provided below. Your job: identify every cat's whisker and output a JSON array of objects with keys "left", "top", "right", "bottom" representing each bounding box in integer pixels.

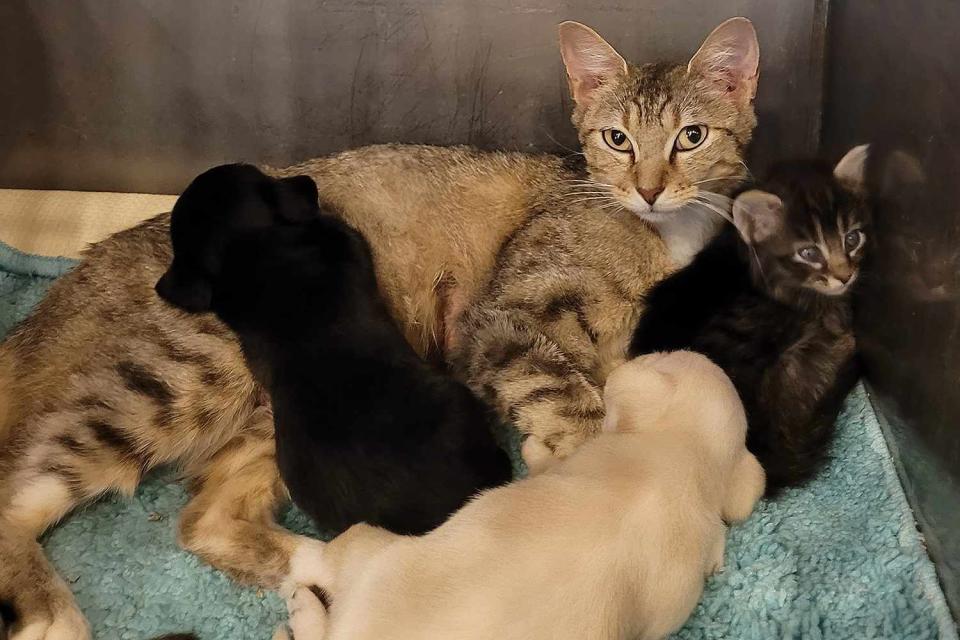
[
  {"left": 690, "top": 176, "right": 744, "bottom": 187},
  {"left": 568, "top": 197, "right": 620, "bottom": 206},
  {"left": 698, "top": 190, "right": 734, "bottom": 204},
  {"left": 565, "top": 190, "right": 613, "bottom": 197},
  {"left": 540, "top": 127, "right": 583, "bottom": 156},
  {"left": 691, "top": 197, "right": 734, "bottom": 225},
  {"left": 564, "top": 179, "right": 615, "bottom": 190}
]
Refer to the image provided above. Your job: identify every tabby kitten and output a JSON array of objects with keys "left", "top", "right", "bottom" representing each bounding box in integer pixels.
[
  {"left": 452, "top": 19, "right": 760, "bottom": 458},
  {"left": 0, "top": 19, "right": 758, "bottom": 638},
  {"left": 630, "top": 148, "right": 869, "bottom": 494}
]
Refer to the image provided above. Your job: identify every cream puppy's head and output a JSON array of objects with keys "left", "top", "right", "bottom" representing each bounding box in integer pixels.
[{"left": 602, "top": 350, "right": 765, "bottom": 522}]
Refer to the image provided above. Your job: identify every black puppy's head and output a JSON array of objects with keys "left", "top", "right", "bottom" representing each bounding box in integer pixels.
[
  {"left": 211, "top": 216, "right": 377, "bottom": 333},
  {"left": 156, "top": 164, "right": 319, "bottom": 312}
]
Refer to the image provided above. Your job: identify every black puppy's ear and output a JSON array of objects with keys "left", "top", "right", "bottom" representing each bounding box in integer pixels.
[
  {"left": 277, "top": 175, "right": 320, "bottom": 222},
  {"left": 156, "top": 265, "right": 213, "bottom": 312}
]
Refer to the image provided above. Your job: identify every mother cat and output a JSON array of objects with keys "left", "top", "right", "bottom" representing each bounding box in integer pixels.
[{"left": 0, "top": 18, "right": 758, "bottom": 640}]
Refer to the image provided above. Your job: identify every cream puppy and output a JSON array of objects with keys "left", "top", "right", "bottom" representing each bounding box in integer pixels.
[{"left": 278, "top": 351, "right": 765, "bottom": 640}]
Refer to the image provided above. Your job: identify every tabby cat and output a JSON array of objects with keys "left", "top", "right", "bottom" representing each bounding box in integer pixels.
[
  {"left": 452, "top": 19, "right": 759, "bottom": 457},
  {"left": 630, "top": 150, "right": 868, "bottom": 493},
  {"left": 0, "top": 19, "right": 758, "bottom": 639}
]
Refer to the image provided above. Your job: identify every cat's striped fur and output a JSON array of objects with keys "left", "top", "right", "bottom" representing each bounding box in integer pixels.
[{"left": 453, "top": 201, "right": 672, "bottom": 456}]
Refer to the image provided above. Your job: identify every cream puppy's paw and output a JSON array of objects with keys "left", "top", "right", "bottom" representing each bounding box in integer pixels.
[
  {"left": 280, "top": 537, "right": 331, "bottom": 599},
  {"left": 286, "top": 587, "right": 328, "bottom": 640}
]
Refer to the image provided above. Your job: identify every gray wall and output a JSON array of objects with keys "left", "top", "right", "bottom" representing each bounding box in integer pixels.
[
  {"left": 821, "top": 1, "right": 960, "bottom": 617},
  {"left": 0, "top": 0, "right": 825, "bottom": 194}
]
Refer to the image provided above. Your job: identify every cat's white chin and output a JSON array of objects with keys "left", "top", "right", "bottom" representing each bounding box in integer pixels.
[
  {"left": 634, "top": 209, "right": 679, "bottom": 224},
  {"left": 626, "top": 205, "right": 726, "bottom": 267}
]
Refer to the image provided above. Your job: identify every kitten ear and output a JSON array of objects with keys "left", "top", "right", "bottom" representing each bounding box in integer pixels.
[
  {"left": 833, "top": 144, "right": 870, "bottom": 194},
  {"left": 687, "top": 17, "right": 760, "bottom": 104},
  {"left": 558, "top": 21, "right": 628, "bottom": 107},
  {"left": 732, "top": 190, "right": 785, "bottom": 244}
]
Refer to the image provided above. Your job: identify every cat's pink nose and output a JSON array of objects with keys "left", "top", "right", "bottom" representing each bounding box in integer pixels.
[{"left": 638, "top": 186, "right": 664, "bottom": 205}]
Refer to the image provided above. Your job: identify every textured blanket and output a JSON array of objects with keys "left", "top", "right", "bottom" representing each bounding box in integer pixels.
[{"left": 0, "top": 241, "right": 955, "bottom": 640}]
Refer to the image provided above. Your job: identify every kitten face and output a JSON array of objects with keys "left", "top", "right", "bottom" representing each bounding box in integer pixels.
[
  {"left": 560, "top": 20, "right": 759, "bottom": 222},
  {"left": 733, "top": 150, "right": 870, "bottom": 300},
  {"left": 778, "top": 197, "right": 867, "bottom": 296}
]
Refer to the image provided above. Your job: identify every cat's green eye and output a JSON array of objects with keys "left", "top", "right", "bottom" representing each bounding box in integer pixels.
[
  {"left": 797, "top": 246, "right": 824, "bottom": 263},
  {"left": 844, "top": 229, "right": 864, "bottom": 252},
  {"left": 602, "top": 129, "right": 632, "bottom": 153},
  {"left": 675, "top": 125, "right": 708, "bottom": 151}
]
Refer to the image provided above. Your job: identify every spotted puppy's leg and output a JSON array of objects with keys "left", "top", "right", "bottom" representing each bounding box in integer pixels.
[{"left": 177, "top": 408, "right": 324, "bottom": 596}]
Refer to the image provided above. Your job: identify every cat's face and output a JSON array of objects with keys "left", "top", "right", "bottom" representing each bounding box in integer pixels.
[
  {"left": 559, "top": 19, "right": 759, "bottom": 222},
  {"left": 733, "top": 147, "right": 870, "bottom": 299}
]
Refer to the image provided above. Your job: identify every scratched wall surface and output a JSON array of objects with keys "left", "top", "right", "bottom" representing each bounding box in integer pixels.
[{"left": 0, "top": 0, "right": 824, "bottom": 194}]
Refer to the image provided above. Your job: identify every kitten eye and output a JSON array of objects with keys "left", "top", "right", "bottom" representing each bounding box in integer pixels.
[
  {"left": 844, "top": 229, "right": 864, "bottom": 252},
  {"left": 674, "top": 125, "right": 708, "bottom": 151},
  {"left": 797, "top": 246, "right": 823, "bottom": 263},
  {"left": 602, "top": 129, "right": 632, "bottom": 152}
]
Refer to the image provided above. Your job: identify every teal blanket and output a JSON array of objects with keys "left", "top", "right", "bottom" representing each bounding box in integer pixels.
[{"left": 0, "top": 241, "right": 955, "bottom": 640}]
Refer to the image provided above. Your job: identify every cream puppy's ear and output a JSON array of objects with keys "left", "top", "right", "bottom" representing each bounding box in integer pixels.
[{"left": 722, "top": 452, "right": 765, "bottom": 523}]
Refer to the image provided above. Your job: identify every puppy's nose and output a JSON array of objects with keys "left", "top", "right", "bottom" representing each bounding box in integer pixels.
[{"left": 638, "top": 186, "right": 664, "bottom": 205}]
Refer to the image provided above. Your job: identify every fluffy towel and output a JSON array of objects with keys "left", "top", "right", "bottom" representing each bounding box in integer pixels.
[{"left": 0, "top": 241, "right": 955, "bottom": 640}]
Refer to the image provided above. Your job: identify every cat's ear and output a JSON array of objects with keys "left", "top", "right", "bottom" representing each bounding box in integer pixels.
[
  {"left": 558, "top": 21, "right": 628, "bottom": 107},
  {"left": 834, "top": 144, "right": 870, "bottom": 194},
  {"left": 688, "top": 17, "right": 760, "bottom": 104},
  {"left": 732, "top": 190, "right": 784, "bottom": 244}
]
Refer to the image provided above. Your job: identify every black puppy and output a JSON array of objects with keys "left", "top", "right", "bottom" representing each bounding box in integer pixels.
[{"left": 157, "top": 164, "right": 512, "bottom": 535}]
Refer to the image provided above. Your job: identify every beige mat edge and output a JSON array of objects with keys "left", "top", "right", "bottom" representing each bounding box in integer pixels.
[{"left": 0, "top": 188, "right": 178, "bottom": 259}]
